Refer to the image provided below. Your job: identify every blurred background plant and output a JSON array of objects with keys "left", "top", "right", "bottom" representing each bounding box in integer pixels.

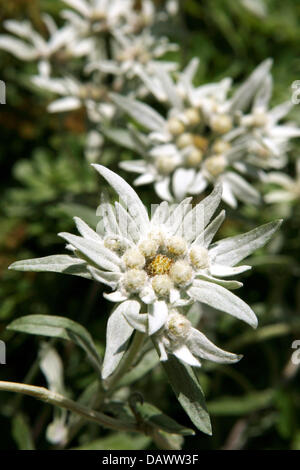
[{"left": 1, "top": 0, "right": 300, "bottom": 450}]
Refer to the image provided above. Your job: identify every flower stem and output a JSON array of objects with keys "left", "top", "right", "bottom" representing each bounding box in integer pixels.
[{"left": 0, "top": 381, "right": 140, "bottom": 433}]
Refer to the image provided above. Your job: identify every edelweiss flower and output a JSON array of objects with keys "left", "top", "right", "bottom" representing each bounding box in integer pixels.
[
  {"left": 86, "top": 30, "right": 178, "bottom": 83},
  {"left": 109, "top": 59, "right": 300, "bottom": 206},
  {"left": 264, "top": 159, "right": 300, "bottom": 204},
  {"left": 9, "top": 166, "right": 281, "bottom": 377},
  {"left": 62, "top": 0, "right": 133, "bottom": 34},
  {"left": 0, "top": 17, "right": 92, "bottom": 77},
  {"left": 238, "top": 77, "right": 300, "bottom": 171},
  {"left": 61, "top": 0, "right": 177, "bottom": 38},
  {"left": 31, "top": 75, "right": 111, "bottom": 117}
]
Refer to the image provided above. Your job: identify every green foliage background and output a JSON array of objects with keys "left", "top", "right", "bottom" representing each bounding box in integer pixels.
[{"left": 1, "top": 0, "right": 300, "bottom": 450}]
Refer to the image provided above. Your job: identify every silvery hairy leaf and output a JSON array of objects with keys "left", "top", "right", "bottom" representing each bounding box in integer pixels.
[
  {"left": 229, "top": 58, "right": 273, "bottom": 112},
  {"left": 161, "top": 355, "right": 212, "bottom": 435},
  {"left": 209, "top": 219, "right": 283, "bottom": 267},
  {"left": 58, "top": 232, "right": 121, "bottom": 272},
  {"left": 7, "top": 314, "right": 102, "bottom": 375},
  {"left": 92, "top": 164, "right": 149, "bottom": 232},
  {"left": 9, "top": 254, "right": 91, "bottom": 279},
  {"left": 188, "top": 280, "right": 258, "bottom": 328},
  {"left": 102, "top": 300, "right": 139, "bottom": 379},
  {"left": 187, "top": 329, "right": 242, "bottom": 364},
  {"left": 110, "top": 93, "right": 166, "bottom": 132}
]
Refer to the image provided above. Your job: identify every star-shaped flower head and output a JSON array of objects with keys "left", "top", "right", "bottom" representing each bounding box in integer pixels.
[
  {"left": 264, "top": 159, "right": 300, "bottom": 204},
  {"left": 61, "top": 0, "right": 176, "bottom": 35},
  {"left": 86, "top": 29, "right": 178, "bottom": 85},
  {"left": 0, "top": 16, "right": 92, "bottom": 77},
  {"left": 9, "top": 166, "right": 281, "bottom": 377},
  {"left": 108, "top": 59, "right": 300, "bottom": 207},
  {"left": 61, "top": 0, "right": 135, "bottom": 34}
]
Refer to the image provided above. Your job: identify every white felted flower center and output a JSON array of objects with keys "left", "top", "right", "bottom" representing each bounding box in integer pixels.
[
  {"left": 152, "top": 274, "right": 173, "bottom": 297},
  {"left": 155, "top": 155, "right": 178, "bottom": 175},
  {"left": 166, "top": 312, "right": 191, "bottom": 340},
  {"left": 252, "top": 110, "right": 269, "bottom": 127},
  {"left": 123, "top": 248, "right": 145, "bottom": 269},
  {"left": 138, "top": 238, "right": 158, "bottom": 258},
  {"left": 212, "top": 139, "right": 231, "bottom": 155},
  {"left": 123, "top": 269, "right": 147, "bottom": 293},
  {"left": 183, "top": 108, "right": 201, "bottom": 126},
  {"left": 169, "top": 260, "right": 193, "bottom": 286},
  {"left": 119, "top": 232, "right": 210, "bottom": 299},
  {"left": 167, "top": 117, "right": 185, "bottom": 136},
  {"left": 204, "top": 154, "right": 227, "bottom": 177},
  {"left": 210, "top": 114, "right": 233, "bottom": 134},
  {"left": 185, "top": 148, "right": 203, "bottom": 167},
  {"left": 189, "top": 246, "right": 210, "bottom": 269},
  {"left": 176, "top": 132, "right": 194, "bottom": 149},
  {"left": 165, "top": 236, "right": 187, "bottom": 256}
]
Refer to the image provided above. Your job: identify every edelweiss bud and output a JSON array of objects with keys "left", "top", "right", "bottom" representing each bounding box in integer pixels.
[
  {"left": 204, "top": 154, "right": 227, "bottom": 177},
  {"left": 123, "top": 269, "right": 147, "bottom": 293},
  {"left": 212, "top": 139, "right": 231, "bottom": 154},
  {"left": 193, "top": 135, "right": 209, "bottom": 152},
  {"left": 166, "top": 311, "right": 191, "bottom": 340},
  {"left": 185, "top": 148, "right": 203, "bottom": 167},
  {"left": 176, "top": 133, "right": 194, "bottom": 149},
  {"left": 257, "top": 146, "right": 271, "bottom": 159},
  {"left": 167, "top": 117, "right": 185, "bottom": 136},
  {"left": 165, "top": 236, "right": 187, "bottom": 256},
  {"left": 184, "top": 108, "right": 201, "bottom": 126},
  {"left": 152, "top": 274, "right": 173, "bottom": 297},
  {"left": 210, "top": 114, "right": 233, "bottom": 134},
  {"left": 253, "top": 110, "right": 268, "bottom": 127},
  {"left": 91, "top": 10, "right": 106, "bottom": 21},
  {"left": 169, "top": 260, "right": 193, "bottom": 286},
  {"left": 155, "top": 155, "right": 177, "bottom": 175},
  {"left": 123, "top": 248, "right": 145, "bottom": 269},
  {"left": 139, "top": 238, "right": 158, "bottom": 258},
  {"left": 242, "top": 110, "right": 268, "bottom": 128},
  {"left": 189, "top": 246, "right": 210, "bottom": 270}
]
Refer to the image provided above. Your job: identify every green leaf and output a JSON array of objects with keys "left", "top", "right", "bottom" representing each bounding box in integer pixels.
[
  {"left": 7, "top": 315, "right": 102, "bottom": 375},
  {"left": 135, "top": 401, "right": 195, "bottom": 436},
  {"left": 207, "top": 390, "right": 273, "bottom": 416},
  {"left": 161, "top": 355, "right": 212, "bottom": 435},
  {"left": 152, "top": 430, "right": 184, "bottom": 450},
  {"left": 274, "top": 390, "right": 294, "bottom": 439},
  {"left": 12, "top": 413, "right": 35, "bottom": 450}
]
